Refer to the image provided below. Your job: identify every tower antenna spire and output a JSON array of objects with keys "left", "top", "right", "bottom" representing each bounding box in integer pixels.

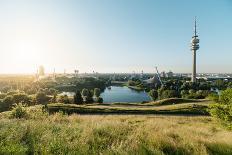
[{"left": 194, "top": 16, "right": 197, "bottom": 37}]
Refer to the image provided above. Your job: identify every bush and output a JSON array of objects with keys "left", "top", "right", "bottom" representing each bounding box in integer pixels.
[
  {"left": 10, "top": 103, "right": 28, "bottom": 119},
  {"left": 209, "top": 88, "right": 232, "bottom": 129},
  {"left": 0, "top": 95, "right": 14, "bottom": 111}
]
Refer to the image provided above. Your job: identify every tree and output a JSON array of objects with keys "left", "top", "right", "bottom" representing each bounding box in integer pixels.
[
  {"left": 0, "top": 95, "right": 14, "bottom": 111},
  {"left": 209, "top": 88, "right": 232, "bottom": 129},
  {"left": 74, "top": 90, "right": 83, "bottom": 104},
  {"left": 149, "top": 89, "right": 158, "bottom": 101},
  {"left": 96, "top": 97, "right": 103, "bottom": 103},
  {"left": 35, "top": 92, "right": 49, "bottom": 105},
  {"left": 180, "top": 90, "right": 188, "bottom": 98},
  {"left": 58, "top": 95, "right": 70, "bottom": 104},
  {"left": 81, "top": 88, "right": 93, "bottom": 103},
  {"left": 94, "top": 88, "right": 101, "bottom": 98},
  {"left": 189, "top": 89, "right": 196, "bottom": 94},
  {"left": 159, "top": 89, "right": 179, "bottom": 99},
  {"left": 93, "top": 88, "right": 103, "bottom": 103},
  {"left": 81, "top": 88, "right": 89, "bottom": 97}
]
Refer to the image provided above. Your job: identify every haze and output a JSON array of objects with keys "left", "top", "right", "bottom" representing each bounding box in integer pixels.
[{"left": 0, "top": 0, "right": 232, "bottom": 74}]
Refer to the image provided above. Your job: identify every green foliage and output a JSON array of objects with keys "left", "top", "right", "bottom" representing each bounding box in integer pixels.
[
  {"left": 158, "top": 89, "right": 179, "bottom": 99},
  {"left": 182, "top": 89, "right": 210, "bottom": 99},
  {"left": 13, "top": 93, "right": 31, "bottom": 105},
  {"left": 149, "top": 89, "right": 158, "bottom": 101},
  {"left": 81, "top": 88, "right": 89, "bottom": 97},
  {"left": 35, "top": 92, "right": 49, "bottom": 105},
  {"left": 58, "top": 95, "right": 70, "bottom": 104},
  {"left": 128, "top": 80, "right": 141, "bottom": 86},
  {"left": 10, "top": 103, "right": 28, "bottom": 119},
  {"left": 0, "top": 95, "right": 14, "bottom": 111},
  {"left": 74, "top": 90, "right": 83, "bottom": 104},
  {"left": 219, "top": 89, "right": 232, "bottom": 105},
  {"left": 96, "top": 97, "right": 103, "bottom": 103},
  {"left": 0, "top": 93, "right": 7, "bottom": 99},
  {"left": 82, "top": 88, "right": 93, "bottom": 103},
  {"left": 209, "top": 88, "right": 232, "bottom": 129},
  {"left": 94, "top": 88, "right": 101, "bottom": 98},
  {"left": 214, "top": 79, "right": 226, "bottom": 90},
  {"left": 207, "top": 92, "right": 219, "bottom": 102}
]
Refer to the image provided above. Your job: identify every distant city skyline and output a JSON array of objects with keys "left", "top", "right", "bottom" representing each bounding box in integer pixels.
[{"left": 0, "top": 0, "right": 232, "bottom": 74}]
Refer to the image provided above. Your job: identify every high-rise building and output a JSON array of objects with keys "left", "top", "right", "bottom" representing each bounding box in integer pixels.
[{"left": 190, "top": 18, "right": 200, "bottom": 82}]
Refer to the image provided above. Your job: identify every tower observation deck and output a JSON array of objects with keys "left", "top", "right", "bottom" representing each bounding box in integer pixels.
[{"left": 190, "top": 18, "right": 200, "bottom": 82}]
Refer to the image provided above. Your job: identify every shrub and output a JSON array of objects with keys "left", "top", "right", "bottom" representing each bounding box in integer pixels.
[
  {"left": 209, "top": 88, "right": 232, "bottom": 129},
  {"left": 10, "top": 103, "right": 28, "bottom": 119},
  {"left": 0, "top": 95, "right": 14, "bottom": 111}
]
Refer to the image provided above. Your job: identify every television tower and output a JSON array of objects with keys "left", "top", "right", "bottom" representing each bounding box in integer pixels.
[{"left": 190, "top": 17, "right": 200, "bottom": 82}]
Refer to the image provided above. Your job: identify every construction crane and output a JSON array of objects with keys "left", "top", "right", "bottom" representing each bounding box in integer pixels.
[{"left": 155, "top": 67, "right": 163, "bottom": 86}]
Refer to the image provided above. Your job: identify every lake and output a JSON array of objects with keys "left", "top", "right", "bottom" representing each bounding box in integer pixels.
[
  {"left": 101, "top": 86, "right": 152, "bottom": 103},
  {"left": 60, "top": 86, "right": 152, "bottom": 103}
]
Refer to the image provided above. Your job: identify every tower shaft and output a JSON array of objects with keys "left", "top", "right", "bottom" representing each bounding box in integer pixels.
[
  {"left": 192, "top": 50, "right": 196, "bottom": 82},
  {"left": 190, "top": 18, "right": 199, "bottom": 83}
]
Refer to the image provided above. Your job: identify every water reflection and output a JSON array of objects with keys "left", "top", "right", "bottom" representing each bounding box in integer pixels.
[{"left": 101, "top": 86, "right": 151, "bottom": 103}]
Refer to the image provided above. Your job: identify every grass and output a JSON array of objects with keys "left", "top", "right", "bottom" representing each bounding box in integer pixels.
[
  {"left": 47, "top": 99, "right": 211, "bottom": 115},
  {"left": 148, "top": 98, "right": 208, "bottom": 105},
  {"left": 0, "top": 106, "right": 232, "bottom": 154}
]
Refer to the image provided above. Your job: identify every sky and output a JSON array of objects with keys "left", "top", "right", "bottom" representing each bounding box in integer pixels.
[{"left": 0, "top": 0, "right": 231, "bottom": 74}]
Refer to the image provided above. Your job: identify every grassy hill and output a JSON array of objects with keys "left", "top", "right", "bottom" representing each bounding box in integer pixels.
[
  {"left": 0, "top": 99, "right": 231, "bottom": 154},
  {"left": 0, "top": 106, "right": 232, "bottom": 154},
  {"left": 47, "top": 98, "right": 211, "bottom": 115}
]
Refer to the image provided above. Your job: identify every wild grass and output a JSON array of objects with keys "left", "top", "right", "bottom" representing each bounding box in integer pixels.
[{"left": 0, "top": 106, "right": 231, "bottom": 154}]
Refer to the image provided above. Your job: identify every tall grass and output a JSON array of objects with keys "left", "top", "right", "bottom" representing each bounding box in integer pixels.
[{"left": 0, "top": 106, "right": 231, "bottom": 154}]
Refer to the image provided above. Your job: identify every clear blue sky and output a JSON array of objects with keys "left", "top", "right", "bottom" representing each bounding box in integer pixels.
[{"left": 0, "top": 0, "right": 231, "bottom": 74}]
